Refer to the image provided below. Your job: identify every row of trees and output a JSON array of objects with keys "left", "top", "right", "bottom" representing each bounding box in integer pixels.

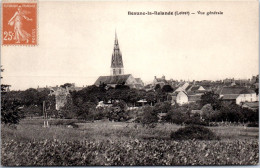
[{"left": 1, "top": 80, "right": 259, "bottom": 126}]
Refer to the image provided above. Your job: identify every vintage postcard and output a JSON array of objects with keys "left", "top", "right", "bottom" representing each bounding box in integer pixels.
[{"left": 1, "top": 0, "right": 259, "bottom": 166}]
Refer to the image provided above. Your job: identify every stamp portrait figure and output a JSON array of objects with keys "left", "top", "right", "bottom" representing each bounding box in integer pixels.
[{"left": 8, "top": 5, "right": 33, "bottom": 43}]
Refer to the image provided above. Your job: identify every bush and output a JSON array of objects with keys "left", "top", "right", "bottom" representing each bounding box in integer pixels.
[
  {"left": 107, "top": 101, "right": 130, "bottom": 122},
  {"left": 170, "top": 125, "right": 220, "bottom": 140},
  {"left": 1, "top": 97, "right": 25, "bottom": 125},
  {"left": 136, "top": 106, "right": 159, "bottom": 128}
]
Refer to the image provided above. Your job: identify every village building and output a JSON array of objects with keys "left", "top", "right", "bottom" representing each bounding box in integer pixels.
[
  {"left": 175, "top": 91, "right": 188, "bottom": 105},
  {"left": 94, "top": 32, "right": 144, "bottom": 89},
  {"left": 37, "top": 84, "right": 84, "bottom": 111},
  {"left": 153, "top": 75, "right": 168, "bottom": 88},
  {"left": 172, "top": 91, "right": 202, "bottom": 106},
  {"left": 49, "top": 86, "right": 70, "bottom": 110},
  {"left": 174, "top": 82, "right": 189, "bottom": 92},
  {"left": 218, "top": 86, "right": 258, "bottom": 105}
]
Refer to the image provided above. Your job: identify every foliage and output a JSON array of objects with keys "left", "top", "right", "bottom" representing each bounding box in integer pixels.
[
  {"left": 1, "top": 67, "right": 24, "bottom": 125},
  {"left": 107, "top": 101, "right": 130, "bottom": 122},
  {"left": 201, "top": 104, "right": 214, "bottom": 121},
  {"left": 88, "top": 107, "right": 108, "bottom": 120},
  {"left": 1, "top": 98, "right": 24, "bottom": 125},
  {"left": 184, "top": 117, "right": 209, "bottom": 126},
  {"left": 60, "top": 95, "right": 76, "bottom": 119},
  {"left": 1, "top": 90, "right": 26, "bottom": 125},
  {"left": 136, "top": 106, "right": 159, "bottom": 128},
  {"left": 170, "top": 125, "right": 220, "bottom": 140},
  {"left": 1, "top": 138, "right": 258, "bottom": 166},
  {"left": 162, "top": 85, "right": 173, "bottom": 93},
  {"left": 60, "top": 83, "right": 73, "bottom": 88},
  {"left": 153, "top": 102, "right": 171, "bottom": 114},
  {"left": 22, "top": 105, "right": 42, "bottom": 117},
  {"left": 154, "top": 84, "right": 161, "bottom": 90},
  {"left": 210, "top": 103, "right": 258, "bottom": 123},
  {"left": 200, "top": 91, "right": 222, "bottom": 110},
  {"left": 145, "top": 91, "right": 156, "bottom": 105},
  {"left": 76, "top": 102, "right": 96, "bottom": 120}
]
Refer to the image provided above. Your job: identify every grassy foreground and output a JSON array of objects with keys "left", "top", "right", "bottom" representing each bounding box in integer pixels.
[{"left": 1, "top": 119, "right": 259, "bottom": 166}]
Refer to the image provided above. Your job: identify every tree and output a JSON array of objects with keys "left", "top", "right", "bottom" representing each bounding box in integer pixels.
[
  {"left": 76, "top": 102, "right": 96, "bottom": 120},
  {"left": 107, "top": 100, "right": 130, "bottom": 122},
  {"left": 162, "top": 85, "right": 173, "bottom": 93},
  {"left": 201, "top": 104, "right": 214, "bottom": 121},
  {"left": 154, "top": 84, "right": 161, "bottom": 91},
  {"left": 1, "top": 67, "right": 24, "bottom": 125},
  {"left": 137, "top": 106, "right": 159, "bottom": 128},
  {"left": 163, "top": 106, "right": 189, "bottom": 124},
  {"left": 21, "top": 88, "right": 40, "bottom": 106},
  {"left": 153, "top": 102, "right": 171, "bottom": 114},
  {"left": 145, "top": 91, "right": 156, "bottom": 105},
  {"left": 1, "top": 97, "right": 24, "bottom": 125},
  {"left": 60, "top": 95, "right": 77, "bottom": 119},
  {"left": 60, "top": 83, "right": 73, "bottom": 88},
  {"left": 200, "top": 91, "right": 222, "bottom": 110}
]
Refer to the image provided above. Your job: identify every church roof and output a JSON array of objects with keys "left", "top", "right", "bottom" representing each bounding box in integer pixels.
[
  {"left": 94, "top": 74, "right": 132, "bottom": 85},
  {"left": 111, "top": 32, "right": 123, "bottom": 68}
]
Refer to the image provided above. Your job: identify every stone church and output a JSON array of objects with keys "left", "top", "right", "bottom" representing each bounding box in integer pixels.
[{"left": 94, "top": 32, "right": 144, "bottom": 89}]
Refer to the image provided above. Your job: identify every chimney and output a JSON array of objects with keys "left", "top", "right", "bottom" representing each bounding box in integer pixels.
[{"left": 154, "top": 76, "right": 157, "bottom": 79}]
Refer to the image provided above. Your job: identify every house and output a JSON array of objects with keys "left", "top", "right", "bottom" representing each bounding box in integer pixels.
[
  {"left": 135, "top": 78, "right": 144, "bottom": 87},
  {"left": 186, "top": 85, "right": 207, "bottom": 95},
  {"left": 236, "top": 89, "right": 258, "bottom": 104},
  {"left": 174, "top": 82, "right": 189, "bottom": 93},
  {"left": 49, "top": 86, "right": 70, "bottom": 110},
  {"left": 176, "top": 91, "right": 188, "bottom": 105},
  {"left": 219, "top": 87, "right": 258, "bottom": 105},
  {"left": 153, "top": 75, "right": 168, "bottom": 88},
  {"left": 173, "top": 90, "right": 202, "bottom": 106}
]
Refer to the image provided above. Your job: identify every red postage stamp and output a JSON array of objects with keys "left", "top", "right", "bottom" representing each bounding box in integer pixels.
[{"left": 2, "top": 1, "right": 37, "bottom": 45}]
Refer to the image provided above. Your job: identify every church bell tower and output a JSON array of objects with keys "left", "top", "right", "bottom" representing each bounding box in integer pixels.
[{"left": 110, "top": 31, "right": 124, "bottom": 76}]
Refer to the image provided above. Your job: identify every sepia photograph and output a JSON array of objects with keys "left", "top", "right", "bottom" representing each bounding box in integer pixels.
[{"left": 1, "top": 0, "right": 259, "bottom": 166}]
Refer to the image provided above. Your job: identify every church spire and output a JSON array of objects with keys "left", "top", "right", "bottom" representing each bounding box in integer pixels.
[{"left": 111, "top": 31, "right": 124, "bottom": 76}]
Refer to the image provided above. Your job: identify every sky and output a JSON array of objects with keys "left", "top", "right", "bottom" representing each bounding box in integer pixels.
[{"left": 1, "top": 0, "right": 259, "bottom": 90}]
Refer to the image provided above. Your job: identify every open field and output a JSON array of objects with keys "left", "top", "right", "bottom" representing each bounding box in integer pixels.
[{"left": 1, "top": 118, "right": 259, "bottom": 166}]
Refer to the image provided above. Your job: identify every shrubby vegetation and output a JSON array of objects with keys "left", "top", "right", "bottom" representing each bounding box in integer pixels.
[
  {"left": 1, "top": 138, "right": 258, "bottom": 166},
  {"left": 170, "top": 125, "right": 220, "bottom": 140}
]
